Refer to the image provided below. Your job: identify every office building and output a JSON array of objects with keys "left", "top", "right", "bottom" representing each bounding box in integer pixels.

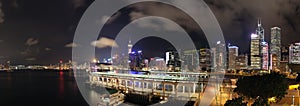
[
  {"left": 289, "top": 43, "right": 300, "bottom": 64},
  {"left": 211, "top": 41, "right": 226, "bottom": 71},
  {"left": 270, "top": 27, "right": 281, "bottom": 70},
  {"left": 199, "top": 48, "right": 211, "bottom": 71},
  {"left": 165, "top": 51, "right": 181, "bottom": 71},
  {"left": 149, "top": 57, "right": 166, "bottom": 70},
  {"left": 228, "top": 45, "right": 239, "bottom": 70},
  {"left": 250, "top": 33, "right": 261, "bottom": 69},
  {"left": 235, "top": 54, "right": 248, "bottom": 70},
  {"left": 261, "top": 42, "right": 269, "bottom": 70},
  {"left": 129, "top": 51, "right": 143, "bottom": 70},
  {"left": 182, "top": 50, "right": 199, "bottom": 71}
]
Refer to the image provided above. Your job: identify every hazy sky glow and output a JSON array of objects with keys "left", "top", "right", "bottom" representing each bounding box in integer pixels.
[{"left": 0, "top": 0, "right": 299, "bottom": 65}]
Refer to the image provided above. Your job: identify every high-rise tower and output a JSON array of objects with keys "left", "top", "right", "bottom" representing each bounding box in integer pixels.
[
  {"left": 270, "top": 27, "right": 281, "bottom": 70},
  {"left": 228, "top": 45, "right": 239, "bottom": 70},
  {"left": 250, "top": 33, "right": 261, "bottom": 69},
  {"left": 256, "top": 18, "right": 264, "bottom": 41},
  {"left": 261, "top": 41, "right": 269, "bottom": 70},
  {"left": 251, "top": 19, "right": 267, "bottom": 70},
  {"left": 128, "top": 39, "right": 132, "bottom": 54},
  {"left": 212, "top": 41, "right": 226, "bottom": 71},
  {"left": 289, "top": 43, "right": 300, "bottom": 64}
]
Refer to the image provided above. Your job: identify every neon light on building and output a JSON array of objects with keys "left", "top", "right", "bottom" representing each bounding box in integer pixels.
[{"left": 261, "top": 42, "right": 269, "bottom": 70}]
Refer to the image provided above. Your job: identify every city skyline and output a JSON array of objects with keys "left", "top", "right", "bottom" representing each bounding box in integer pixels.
[
  {"left": 0, "top": 0, "right": 299, "bottom": 65},
  {"left": 1, "top": 1, "right": 300, "bottom": 106}
]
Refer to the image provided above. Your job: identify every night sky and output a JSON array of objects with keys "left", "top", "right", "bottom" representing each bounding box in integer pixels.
[{"left": 0, "top": 0, "right": 299, "bottom": 65}]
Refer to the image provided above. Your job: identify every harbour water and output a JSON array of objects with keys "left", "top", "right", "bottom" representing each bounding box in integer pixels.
[{"left": 0, "top": 70, "right": 89, "bottom": 106}]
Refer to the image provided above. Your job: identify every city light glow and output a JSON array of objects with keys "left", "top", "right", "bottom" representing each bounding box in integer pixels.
[{"left": 251, "top": 33, "right": 258, "bottom": 38}]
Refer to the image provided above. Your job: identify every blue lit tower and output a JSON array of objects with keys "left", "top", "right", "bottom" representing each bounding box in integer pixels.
[
  {"left": 256, "top": 18, "right": 264, "bottom": 42},
  {"left": 129, "top": 51, "right": 143, "bottom": 70}
]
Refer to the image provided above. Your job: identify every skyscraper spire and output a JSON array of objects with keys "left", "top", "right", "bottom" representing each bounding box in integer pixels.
[
  {"left": 256, "top": 18, "right": 264, "bottom": 41},
  {"left": 258, "top": 18, "right": 261, "bottom": 27}
]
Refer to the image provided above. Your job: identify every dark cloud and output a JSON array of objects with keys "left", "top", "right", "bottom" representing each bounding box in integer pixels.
[
  {"left": 100, "top": 0, "right": 300, "bottom": 57},
  {"left": 0, "top": 1, "right": 4, "bottom": 23},
  {"left": 25, "top": 37, "right": 39, "bottom": 46},
  {"left": 25, "top": 57, "right": 36, "bottom": 61},
  {"left": 204, "top": 0, "right": 300, "bottom": 50},
  {"left": 44, "top": 48, "right": 51, "bottom": 51},
  {"left": 1, "top": 0, "right": 300, "bottom": 65},
  {"left": 71, "top": 0, "right": 86, "bottom": 9},
  {"left": 65, "top": 42, "right": 78, "bottom": 48}
]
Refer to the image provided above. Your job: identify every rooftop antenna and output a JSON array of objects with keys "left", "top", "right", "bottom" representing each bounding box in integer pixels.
[{"left": 258, "top": 18, "right": 261, "bottom": 27}]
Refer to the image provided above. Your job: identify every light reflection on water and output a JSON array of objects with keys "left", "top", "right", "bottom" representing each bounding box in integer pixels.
[{"left": 0, "top": 70, "right": 88, "bottom": 106}]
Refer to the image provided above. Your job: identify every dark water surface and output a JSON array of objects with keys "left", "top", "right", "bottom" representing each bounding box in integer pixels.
[{"left": 0, "top": 70, "right": 89, "bottom": 106}]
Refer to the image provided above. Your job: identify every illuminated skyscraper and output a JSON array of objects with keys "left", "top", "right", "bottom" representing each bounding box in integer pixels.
[
  {"left": 289, "top": 43, "right": 300, "bottom": 64},
  {"left": 228, "top": 45, "right": 238, "bottom": 70},
  {"left": 149, "top": 57, "right": 166, "bottom": 70},
  {"left": 199, "top": 48, "right": 211, "bottom": 71},
  {"left": 256, "top": 19, "right": 264, "bottom": 42},
  {"left": 250, "top": 19, "right": 265, "bottom": 70},
  {"left": 128, "top": 39, "right": 132, "bottom": 54},
  {"left": 235, "top": 54, "right": 248, "bottom": 70},
  {"left": 129, "top": 51, "right": 143, "bottom": 70},
  {"left": 270, "top": 27, "right": 281, "bottom": 70},
  {"left": 250, "top": 33, "right": 261, "bottom": 69},
  {"left": 261, "top": 42, "right": 269, "bottom": 70},
  {"left": 211, "top": 41, "right": 226, "bottom": 71},
  {"left": 165, "top": 51, "right": 181, "bottom": 71},
  {"left": 182, "top": 50, "right": 199, "bottom": 71}
]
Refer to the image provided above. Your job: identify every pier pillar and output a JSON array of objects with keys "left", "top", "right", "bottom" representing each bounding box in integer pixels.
[
  {"left": 142, "top": 81, "right": 144, "bottom": 92},
  {"left": 89, "top": 76, "right": 92, "bottom": 82},
  {"left": 201, "top": 83, "right": 204, "bottom": 92},
  {"left": 133, "top": 80, "right": 135, "bottom": 91},
  {"left": 125, "top": 80, "right": 128, "bottom": 88},
  {"left": 106, "top": 77, "right": 109, "bottom": 87},
  {"left": 193, "top": 83, "right": 196, "bottom": 93},
  {"left": 175, "top": 83, "right": 178, "bottom": 99},
  {"left": 102, "top": 77, "right": 104, "bottom": 84},
  {"left": 152, "top": 81, "right": 155, "bottom": 93},
  {"left": 117, "top": 79, "right": 120, "bottom": 89},
  {"left": 172, "top": 85, "right": 175, "bottom": 93},
  {"left": 162, "top": 82, "right": 165, "bottom": 99}
]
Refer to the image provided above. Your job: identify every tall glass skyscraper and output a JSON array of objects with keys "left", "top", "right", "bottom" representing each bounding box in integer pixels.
[
  {"left": 261, "top": 41, "right": 269, "bottom": 70},
  {"left": 251, "top": 19, "right": 267, "bottom": 70},
  {"left": 256, "top": 19, "right": 264, "bottom": 42},
  {"left": 250, "top": 33, "right": 261, "bottom": 69},
  {"left": 270, "top": 27, "right": 281, "bottom": 70},
  {"left": 289, "top": 43, "right": 300, "bottom": 64},
  {"left": 199, "top": 48, "right": 211, "bottom": 71},
  {"left": 211, "top": 41, "right": 226, "bottom": 71},
  {"left": 228, "top": 45, "right": 239, "bottom": 70}
]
